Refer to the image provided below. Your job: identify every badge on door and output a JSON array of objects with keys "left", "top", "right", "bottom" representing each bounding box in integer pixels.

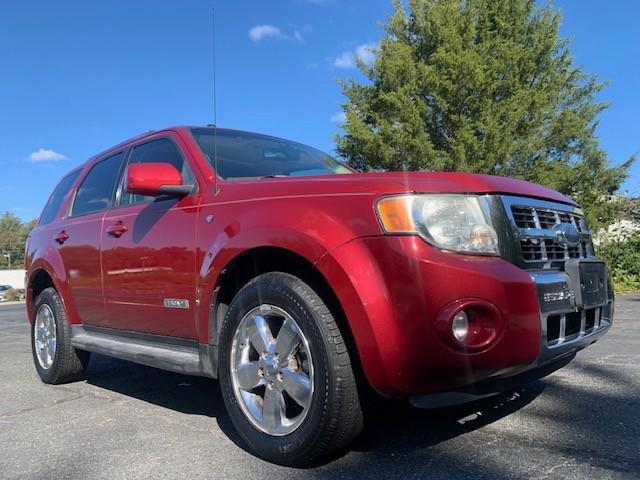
[{"left": 164, "top": 298, "right": 190, "bottom": 309}]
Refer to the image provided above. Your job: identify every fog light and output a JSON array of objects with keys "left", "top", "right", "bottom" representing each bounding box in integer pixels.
[
  {"left": 435, "top": 299, "right": 504, "bottom": 352},
  {"left": 452, "top": 310, "right": 469, "bottom": 341}
]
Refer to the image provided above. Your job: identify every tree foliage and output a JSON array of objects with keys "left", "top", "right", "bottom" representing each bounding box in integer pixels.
[
  {"left": 336, "top": 0, "right": 634, "bottom": 229},
  {"left": 0, "top": 212, "right": 35, "bottom": 269},
  {"left": 596, "top": 233, "right": 640, "bottom": 292}
]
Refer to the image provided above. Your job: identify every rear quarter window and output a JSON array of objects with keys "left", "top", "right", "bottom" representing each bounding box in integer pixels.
[{"left": 39, "top": 170, "right": 82, "bottom": 225}]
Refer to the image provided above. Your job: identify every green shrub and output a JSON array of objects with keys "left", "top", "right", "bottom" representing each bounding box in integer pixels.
[{"left": 595, "top": 233, "right": 640, "bottom": 292}]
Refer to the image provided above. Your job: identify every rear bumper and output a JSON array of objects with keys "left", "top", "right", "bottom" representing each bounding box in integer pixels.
[{"left": 316, "top": 236, "right": 612, "bottom": 398}]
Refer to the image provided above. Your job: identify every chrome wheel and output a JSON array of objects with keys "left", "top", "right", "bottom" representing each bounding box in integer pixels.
[
  {"left": 34, "top": 304, "right": 57, "bottom": 370},
  {"left": 230, "top": 304, "right": 314, "bottom": 436}
]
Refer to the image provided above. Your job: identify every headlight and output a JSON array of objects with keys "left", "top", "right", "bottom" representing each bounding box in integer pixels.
[{"left": 376, "top": 194, "right": 499, "bottom": 255}]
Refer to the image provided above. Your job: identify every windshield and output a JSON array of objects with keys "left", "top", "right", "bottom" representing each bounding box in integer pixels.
[{"left": 191, "top": 128, "right": 352, "bottom": 179}]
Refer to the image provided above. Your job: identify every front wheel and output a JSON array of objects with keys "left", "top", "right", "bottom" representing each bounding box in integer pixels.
[{"left": 218, "top": 272, "right": 363, "bottom": 466}]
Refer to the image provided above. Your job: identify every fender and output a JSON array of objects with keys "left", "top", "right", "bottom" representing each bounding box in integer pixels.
[
  {"left": 193, "top": 188, "right": 383, "bottom": 346},
  {"left": 26, "top": 250, "right": 78, "bottom": 325},
  {"left": 196, "top": 226, "right": 334, "bottom": 345},
  {"left": 313, "top": 237, "right": 403, "bottom": 396}
]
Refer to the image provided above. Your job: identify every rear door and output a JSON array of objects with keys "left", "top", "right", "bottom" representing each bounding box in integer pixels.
[
  {"left": 98, "top": 134, "right": 200, "bottom": 338},
  {"left": 56, "top": 152, "right": 126, "bottom": 324}
]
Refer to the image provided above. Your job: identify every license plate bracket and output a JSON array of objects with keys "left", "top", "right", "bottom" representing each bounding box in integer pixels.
[{"left": 564, "top": 259, "right": 608, "bottom": 309}]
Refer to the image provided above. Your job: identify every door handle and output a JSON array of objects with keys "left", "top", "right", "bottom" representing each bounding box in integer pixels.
[
  {"left": 54, "top": 230, "right": 69, "bottom": 245},
  {"left": 106, "top": 222, "right": 128, "bottom": 238}
]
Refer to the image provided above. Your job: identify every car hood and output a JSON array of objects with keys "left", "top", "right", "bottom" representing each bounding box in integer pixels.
[{"left": 225, "top": 172, "right": 576, "bottom": 206}]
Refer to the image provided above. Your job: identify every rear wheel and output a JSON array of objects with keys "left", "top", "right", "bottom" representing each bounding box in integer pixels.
[
  {"left": 218, "top": 272, "right": 363, "bottom": 466},
  {"left": 31, "top": 287, "right": 90, "bottom": 384}
]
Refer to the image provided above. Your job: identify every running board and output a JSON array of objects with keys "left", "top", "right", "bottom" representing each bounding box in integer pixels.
[{"left": 70, "top": 325, "right": 217, "bottom": 378}]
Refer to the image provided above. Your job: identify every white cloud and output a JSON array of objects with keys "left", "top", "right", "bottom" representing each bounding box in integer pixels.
[
  {"left": 332, "top": 51, "right": 355, "bottom": 69},
  {"left": 331, "top": 111, "right": 346, "bottom": 124},
  {"left": 249, "top": 24, "right": 283, "bottom": 42},
  {"left": 356, "top": 43, "right": 377, "bottom": 66},
  {"left": 331, "top": 42, "right": 377, "bottom": 69},
  {"left": 292, "top": 30, "right": 304, "bottom": 43},
  {"left": 249, "top": 24, "right": 305, "bottom": 44},
  {"left": 27, "top": 148, "right": 67, "bottom": 163}
]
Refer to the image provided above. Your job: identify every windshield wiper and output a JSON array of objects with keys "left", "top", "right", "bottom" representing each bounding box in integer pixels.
[{"left": 259, "top": 174, "right": 290, "bottom": 178}]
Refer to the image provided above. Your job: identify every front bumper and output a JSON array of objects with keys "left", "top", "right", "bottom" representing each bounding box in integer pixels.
[
  {"left": 410, "top": 275, "right": 612, "bottom": 409},
  {"left": 409, "top": 351, "right": 576, "bottom": 409},
  {"left": 316, "top": 236, "right": 612, "bottom": 398},
  {"left": 410, "top": 299, "right": 612, "bottom": 409},
  {"left": 529, "top": 267, "right": 613, "bottom": 364}
]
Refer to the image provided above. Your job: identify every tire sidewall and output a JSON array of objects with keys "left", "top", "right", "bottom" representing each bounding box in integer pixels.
[
  {"left": 31, "top": 288, "right": 63, "bottom": 383},
  {"left": 218, "top": 274, "right": 333, "bottom": 463}
]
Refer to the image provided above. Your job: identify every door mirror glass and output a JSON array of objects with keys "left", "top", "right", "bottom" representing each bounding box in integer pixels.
[{"left": 126, "top": 162, "right": 193, "bottom": 197}]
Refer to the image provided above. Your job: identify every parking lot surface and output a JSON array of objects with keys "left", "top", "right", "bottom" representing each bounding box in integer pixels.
[{"left": 1, "top": 296, "right": 639, "bottom": 479}]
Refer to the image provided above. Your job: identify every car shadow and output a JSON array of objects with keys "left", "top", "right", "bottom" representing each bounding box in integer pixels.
[
  {"left": 85, "top": 353, "right": 244, "bottom": 444},
  {"left": 83, "top": 351, "right": 640, "bottom": 477},
  {"left": 84, "top": 353, "right": 546, "bottom": 465},
  {"left": 353, "top": 383, "right": 545, "bottom": 454}
]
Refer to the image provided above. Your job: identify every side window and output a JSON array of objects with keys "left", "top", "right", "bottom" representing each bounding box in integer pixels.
[
  {"left": 40, "top": 170, "right": 81, "bottom": 225},
  {"left": 71, "top": 152, "right": 125, "bottom": 217},
  {"left": 120, "top": 138, "right": 194, "bottom": 206}
]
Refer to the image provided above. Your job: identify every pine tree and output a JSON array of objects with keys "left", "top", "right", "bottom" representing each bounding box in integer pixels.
[{"left": 336, "top": 0, "right": 634, "bottom": 228}]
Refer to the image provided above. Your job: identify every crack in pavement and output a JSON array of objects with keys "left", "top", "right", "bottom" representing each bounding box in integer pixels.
[{"left": 0, "top": 392, "right": 87, "bottom": 418}]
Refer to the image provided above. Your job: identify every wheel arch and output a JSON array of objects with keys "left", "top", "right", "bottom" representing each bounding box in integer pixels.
[
  {"left": 26, "top": 268, "right": 57, "bottom": 322},
  {"left": 203, "top": 245, "right": 364, "bottom": 385},
  {"left": 26, "top": 259, "right": 78, "bottom": 325}
]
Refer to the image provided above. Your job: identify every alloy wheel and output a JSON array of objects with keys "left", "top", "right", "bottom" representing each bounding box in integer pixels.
[
  {"left": 230, "top": 304, "right": 314, "bottom": 436},
  {"left": 34, "top": 304, "right": 57, "bottom": 370}
]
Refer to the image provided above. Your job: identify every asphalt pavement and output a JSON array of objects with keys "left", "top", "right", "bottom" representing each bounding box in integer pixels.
[{"left": 1, "top": 297, "right": 639, "bottom": 479}]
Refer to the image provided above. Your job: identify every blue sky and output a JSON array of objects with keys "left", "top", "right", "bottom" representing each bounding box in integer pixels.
[{"left": 1, "top": 0, "right": 638, "bottom": 221}]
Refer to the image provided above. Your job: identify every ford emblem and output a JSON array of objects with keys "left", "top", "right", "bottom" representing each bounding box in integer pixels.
[{"left": 553, "top": 223, "right": 581, "bottom": 247}]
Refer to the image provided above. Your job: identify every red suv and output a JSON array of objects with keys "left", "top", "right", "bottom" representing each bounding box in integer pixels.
[{"left": 25, "top": 126, "right": 613, "bottom": 466}]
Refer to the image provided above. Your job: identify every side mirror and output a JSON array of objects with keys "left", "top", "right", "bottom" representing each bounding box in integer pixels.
[{"left": 126, "top": 162, "right": 193, "bottom": 197}]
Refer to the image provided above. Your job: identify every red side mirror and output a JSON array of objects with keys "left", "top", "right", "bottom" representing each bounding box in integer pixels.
[{"left": 126, "top": 163, "right": 192, "bottom": 197}]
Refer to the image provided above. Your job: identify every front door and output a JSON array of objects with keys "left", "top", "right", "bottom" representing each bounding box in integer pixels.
[{"left": 98, "top": 135, "right": 200, "bottom": 338}]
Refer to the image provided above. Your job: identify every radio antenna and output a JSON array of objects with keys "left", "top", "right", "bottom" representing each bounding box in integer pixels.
[
  {"left": 212, "top": 8, "right": 218, "bottom": 126},
  {"left": 211, "top": 7, "right": 220, "bottom": 193}
]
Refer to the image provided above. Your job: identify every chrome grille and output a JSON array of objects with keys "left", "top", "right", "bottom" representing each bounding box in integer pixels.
[
  {"left": 511, "top": 206, "right": 536, "bottom": 228},
  {"left": 545, "top": 306, "right": 609, "bottom": 346},
  {"left": 511, "top": 205, "right": 585, "bottom": 231},
  {"left": 544, "top": 239, "right": 566, "bottom": 260},
  {"left": 536, "top": 209, "right": 557, "bottom": 229},
  {"left": 520, "top": 238, "right": 543, "bottom": 260},
  {"left": 502, "top": 197, "right": 595, "bottom": 265}
]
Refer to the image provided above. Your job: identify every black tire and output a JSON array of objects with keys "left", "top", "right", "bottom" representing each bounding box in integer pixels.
[
  {"left": 218, "top": 272, "right": 363, "bottom": 467},
  {"left": 31, "top": 287, "right": 90, "bottom": 384}
]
